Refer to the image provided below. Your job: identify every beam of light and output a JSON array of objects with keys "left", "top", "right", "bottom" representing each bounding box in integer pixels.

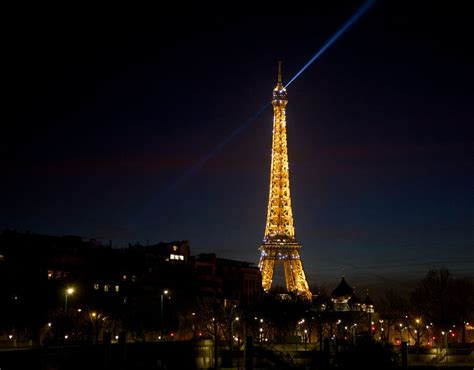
[
  {"left": 128, "top": 102, "right": 271, "bottom": 231},
  {"left": 172, "top": 0, "right": 376, "bottom": 191},
  {"left": 132, "top": 1, "right": 376, "bottom": 231},
  {"left": 166, "top": 102, "right": 271, "bottom": 192},
  {"left": 286, "top": 0, "right": 376, "bottom": 87}
]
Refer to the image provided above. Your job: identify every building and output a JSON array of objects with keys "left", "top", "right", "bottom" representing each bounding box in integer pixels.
[
  {"left": 330, "top": 275, "right": 375, "bottom": 314},
  {"left": 0, "top": 230, "right": 261, "bottom": 344},
  {"left": 192, "top": 253, "right": 262, "bottom": 306}
]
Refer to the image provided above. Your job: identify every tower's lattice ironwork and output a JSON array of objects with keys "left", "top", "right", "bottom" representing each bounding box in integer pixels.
[{"left": 258, "top": 62, "right": 312, "bottom": 300}]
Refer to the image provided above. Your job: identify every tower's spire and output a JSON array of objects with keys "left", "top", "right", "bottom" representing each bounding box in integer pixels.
[{"left": 277, "top": 60, "right": 283, "bottom": 86}]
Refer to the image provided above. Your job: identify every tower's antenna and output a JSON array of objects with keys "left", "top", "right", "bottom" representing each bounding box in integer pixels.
[{"left": 277, "top": 60, "right": 283, "bottom": 85}]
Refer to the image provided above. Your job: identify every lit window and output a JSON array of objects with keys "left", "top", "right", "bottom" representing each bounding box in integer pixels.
[
  {"left": 122, "top": 275, "right": 127, "bottom": 281},
  {"left": 115, "top": 285, "right": 119, "bottom": 292},
  {"left": 93, "top": 283, "right": 99, "bottom": 290},
  {"left": 104, "top": 284, "right": 109, "bottom": 292},
  {"left": 170, "top": 254, "right": 184, "bottom": 261}
]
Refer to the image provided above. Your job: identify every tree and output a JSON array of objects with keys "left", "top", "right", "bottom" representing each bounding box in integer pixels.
[
  {"left": 451, "top": 277, "right": 474, "bottom": 344},
  {"left": 413, "top": 268, "right": 453, "bottom": 329},
  {"left": 377, "top": 289, "right": 408, "bottom": 343},
  {"left": 409, "top": 268, "right": 474, "bottom": 345}
]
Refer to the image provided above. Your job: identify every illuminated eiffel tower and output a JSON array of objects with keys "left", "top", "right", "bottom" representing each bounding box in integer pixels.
[{"left": 258, "top": 62, "right": 312, "bottom": 300}]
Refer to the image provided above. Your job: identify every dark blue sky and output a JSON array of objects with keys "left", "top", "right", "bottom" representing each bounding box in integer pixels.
[{"left": 3, "top": 3, "right": 473, "bottom": 289}]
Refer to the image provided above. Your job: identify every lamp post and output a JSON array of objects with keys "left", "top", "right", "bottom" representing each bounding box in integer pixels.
[
  {"left": 441, "top": 331, "right": 448, "bottom": 362},
  {"left": 231, "top": 316, "right": 239, "bottom": 350},
  {"left": 91, "top": 312, "right": 97, "bottom": 341},
  {"left": 64, "top": 287, "right": 74, "bottom": 313},
  {"left": 161, "top": 289, "right": 169, "bottom": 339},
  {"left": 352, "top": 323, "right": 357, "bottom": 346},
  {"left": 415, "top": 318, "right": 421, "bottom": 355},
  {"left": 304, "top": 329, "right": 308, "bottom": 351}
]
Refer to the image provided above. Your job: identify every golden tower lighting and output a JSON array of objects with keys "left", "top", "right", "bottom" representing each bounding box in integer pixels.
[{"left": 258, "top": 61, "right": 312, "bottom": 300}]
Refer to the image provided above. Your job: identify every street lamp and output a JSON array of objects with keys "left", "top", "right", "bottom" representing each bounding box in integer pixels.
[
  {"left": 415, "top": 318, "right": 421, "bottom": 354},
  {"left": 304, "top": 329, "right": 308, "bottom": 351},
  {"left": 399, "top": 323, "right": 405, "bottom": 344},
  {"left": 441, "top": 330, "right": 448, "bottom": 361},
  {"left": 161, "top": 289, "right": 169, "bottom": 339},
  {"left": 90, "top": 311, "right": 99, "bottom": 344},
  {"left": 231, "top": 316, "right": 240, "bottom": 349},
  {"left": 64, "top": 287, "right": 74, "bottom": 313},
  {"left": 351, "top": 324, "right": 357, "bottom": 345}
]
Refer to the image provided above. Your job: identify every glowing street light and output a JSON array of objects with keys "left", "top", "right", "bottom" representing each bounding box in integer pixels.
[
  {"left": 161, "top": 289, "right": 170, "bottom": 339},
  {"left": 399, "top": 323, "right": 405, "bottom": 343},
  {"left": 230, "top": 315, "right": 240, "bottom": 349},
  {"left": 88, "top": 311, "right": 101, "bottom": 345},
  {"left": 415, "top": 318, "right": 421, "bottom": 353},
  {"left": 64, "top": 287, "right": 74, "bottom": 313}
]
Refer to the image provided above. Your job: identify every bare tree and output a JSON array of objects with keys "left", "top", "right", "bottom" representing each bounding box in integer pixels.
[
  {"left": 378, "top": 289, "right": 408, "bottom": 343},
  {"left": 452, "top": 277, "right": 474, "bottom": 344}
]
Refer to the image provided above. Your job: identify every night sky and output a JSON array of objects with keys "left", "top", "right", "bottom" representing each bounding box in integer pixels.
[{"left": 3, "top": 3, "right": 473, "bottom": 289}]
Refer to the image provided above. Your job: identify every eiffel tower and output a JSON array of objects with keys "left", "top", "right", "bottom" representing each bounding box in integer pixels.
[{"left": 258, "top": 62, "right": 312, "bottom": 300}]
